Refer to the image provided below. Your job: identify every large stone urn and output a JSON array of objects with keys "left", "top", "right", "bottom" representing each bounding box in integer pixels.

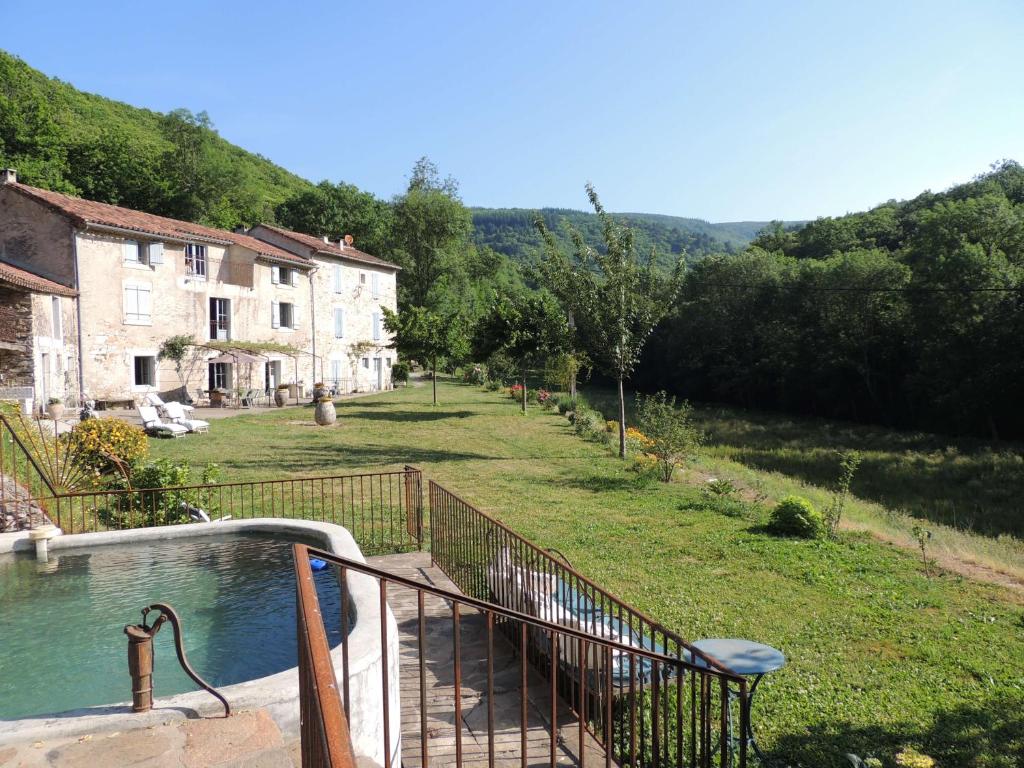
[
  {"left": 46, "top": 400, "right": 65, "bottom": 420},
  {"left": 314, "top": 397, "right": 336, "bottom": 426},
  {"left": 274, "top": 386, "right": 289, "bottom": 407}
]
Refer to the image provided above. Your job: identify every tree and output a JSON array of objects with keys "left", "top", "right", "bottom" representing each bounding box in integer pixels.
[
  {"left": 275, "top": 180, "right": 393, "bottom": 256},
  {"left": 473, "top": 293, "right": 568, "bottom": 413},
  {"left": 636, "top": 391, "right": 703, "bottom": 482},
  {"left": 537, "top": 184, "right": 685, "bottom": 457},
  {"left": 391, "top": 157, "right": 473, "bottom": 308},
  {"left": 158, "top": 109, "right": 234, "bottom": 226},
  {"left": 381, "top": 306, "right": 469, "bottom": 405}
]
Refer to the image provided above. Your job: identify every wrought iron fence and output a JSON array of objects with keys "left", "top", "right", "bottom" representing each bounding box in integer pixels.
[
  {"left": 428, "top": 480, "right": 748, "bottom": 767},
  {"left": 296, "top": 541, "right": 748, "bottom": 768},
  {"left": 295, "top": 543, "right": 358, "bottom": 768}
]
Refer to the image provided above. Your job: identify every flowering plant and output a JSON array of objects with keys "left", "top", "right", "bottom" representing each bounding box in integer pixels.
[
  {"left": 510, "top": 383, "right": 524, "bottom": 399},
  {"left": 537, "top": 389, "right": 551, "bottom": 403}
]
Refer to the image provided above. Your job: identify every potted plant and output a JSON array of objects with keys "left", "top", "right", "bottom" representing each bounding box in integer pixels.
[
  {"left": 314, "top": 395, "right": 336, "bottom": 426},
  {"left": 274, "top": 384, "right": 289, "bottom": 407},
  {"left": 312, "top": 382, "right": 328, "bottom": 402},
  {"left": 46, "top": 397, "right": 65, "bottom": 420}
]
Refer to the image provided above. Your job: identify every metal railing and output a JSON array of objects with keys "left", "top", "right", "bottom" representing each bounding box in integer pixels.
[
  {"left": 295, "top": 541, "right": 748, "bottom": 768},
  {"left": 428, "top": 480, "right": 748, "bottom": 767},
  {"left": 295, "top": 543, "right": 358, "bottom": 768},
  {"left": 44, "top": 468, "right": 422, "bottom": 554}
]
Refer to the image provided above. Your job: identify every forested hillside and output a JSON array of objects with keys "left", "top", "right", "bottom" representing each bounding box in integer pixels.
[
  {"left": 470, "top": 207, "right": 783, "bottom": 268},
  {"left": 0, "top": 50, "right": 313, "bottom": 229},
  {"left": 637, "top": 160, "right": 1024, "bottom": 439}
]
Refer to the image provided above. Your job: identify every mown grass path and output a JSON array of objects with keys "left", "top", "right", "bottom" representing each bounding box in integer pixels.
[{"left": 151, "top": 381, "right": 1024, "bottom": 767}]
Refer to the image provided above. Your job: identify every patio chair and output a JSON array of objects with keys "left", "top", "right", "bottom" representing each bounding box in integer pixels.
[
  {"left": 145, "top": 392, "right": 195, "bottom": 414},
  {"left": 137, "top": 406, "right": 188, "bottom": 438},
  {"left": 163, "top": 401, "right": 210, "bottom": 434},
  {"left": 194, "top": 388, "right": 210, "bottom": 407},
  {"left": 240, "top": 389, "right": 258, "bottom": 408}
]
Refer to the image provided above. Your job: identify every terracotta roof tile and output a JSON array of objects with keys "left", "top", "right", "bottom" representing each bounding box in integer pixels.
[
  {"left": 253, "top": 224, "right": 401, "bottom": 270},
  {"left": 0, "top": 260, "right": 77, "bottom": 297},
  {"left": 5, "top": 183, "right": 309, "bottom": 267}
]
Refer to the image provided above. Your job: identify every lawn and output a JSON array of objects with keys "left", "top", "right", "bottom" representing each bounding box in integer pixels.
[{"left": 150, "top": 380, "right": 1024, "bottom": 767}]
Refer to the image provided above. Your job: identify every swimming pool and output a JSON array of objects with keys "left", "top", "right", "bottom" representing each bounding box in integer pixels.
[{"left": 0, "top": 530, "right": 346, "bottom": 719}]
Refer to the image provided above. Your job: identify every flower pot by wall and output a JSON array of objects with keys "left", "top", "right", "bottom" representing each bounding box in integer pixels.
[
  {"left": 274, "top": 388, "right": 288, "bottom": 407},
  {"left": 314, "top": 399, "right": 337, "bottom": 426},
  {"left": 312, "top": 384, "right": 328, "bottom": 402},
  {"left": 46, "top": 403, "right": 65, "bottom": 420}
]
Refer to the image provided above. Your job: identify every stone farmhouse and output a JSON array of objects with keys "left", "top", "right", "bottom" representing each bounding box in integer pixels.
[{"left": 0, "top": 169, "right": 399, "bottom": 411}]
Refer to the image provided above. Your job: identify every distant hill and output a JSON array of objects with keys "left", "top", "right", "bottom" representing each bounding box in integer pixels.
[{"left": 471, "top": 207, "right": 798, "bottom": 268}]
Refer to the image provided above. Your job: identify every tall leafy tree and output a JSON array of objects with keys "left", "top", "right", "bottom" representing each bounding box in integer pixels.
[
  {"left": 276, "top": 180, "right": 394, "bottom": 256},
  {"left": 537, "top": 184, "right": 685, "bottom": 457},
  {"left": 381, "top": 306, "right": 469, "bottom": 405},
  {"left": 473, "top": 293, "right": 568, "bottom": 413},
  {"left": 391, "top": 157, "right": 473, "bottom": 308}
]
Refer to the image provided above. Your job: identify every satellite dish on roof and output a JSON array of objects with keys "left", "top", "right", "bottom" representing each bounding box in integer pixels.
[{"left": 344, "top": 234, "right": 354, "bottom": 247}]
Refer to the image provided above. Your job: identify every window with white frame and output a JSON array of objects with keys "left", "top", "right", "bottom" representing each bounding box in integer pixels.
[
  {"left": 333, "top": 308, "right": 345, "bottom": 338},
  {"left": 272, "top": 265, "right": 298, "bottom": 286},
  {"left": 272, "top": 301, "right": 296, "bottom": 330},
  {"left": 185, "top": 244, "right": 207, "bottom": 278},
  {"left": 371, "top": 272, "right": 380, "bottom": 298},
  {"left": 133, "top": 356, "right": 156, "bottom": 387},
  {"left": 210, "top": 297, "right": 231, "bottom": 340},
  {"left": 51, "top": 296, "right": 62, "bottom": 339},
  {"left": 123, "top": 282, "right": 152, "bottom": 325},
  {"left": 209, "top": 361, "right": 231, "bottom": 390},
  {"left": 330, "top": 359, "right": 342, "bottom": 386},
  {"left": 123, "top": 240, "right": 143, "bottom": 265},
  {"left": 372, "top": 311, "right": 381, "bottom": 340},
  {"left": 333, "top": 264, "right": 343, "bottom": 293}
]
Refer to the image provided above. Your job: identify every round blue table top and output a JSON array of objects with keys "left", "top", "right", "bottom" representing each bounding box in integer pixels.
[{"left": 691, "top": 638, "right": 786, "bottom": 676}]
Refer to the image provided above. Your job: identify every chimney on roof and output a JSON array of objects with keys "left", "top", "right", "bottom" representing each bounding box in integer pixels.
[
  {"left": 322, "top": 235, "right": 330, "bottom": 243},
  {"left": 1, "top": 169, "right": 16, "bottom": 184}
]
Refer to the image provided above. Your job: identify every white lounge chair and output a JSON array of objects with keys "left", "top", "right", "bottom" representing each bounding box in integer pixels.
[
  {"left": 138, "top": 406, "right": 188, "bottom": 438},
  {"left": 144, "top": 392, "right": 195, "bottom": 414},
  {"left": 164, "top": 401, "right": 210, "bottom": 434}
]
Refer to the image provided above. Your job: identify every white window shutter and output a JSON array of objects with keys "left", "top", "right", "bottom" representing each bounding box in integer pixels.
[
  {"left": 290, "top": 269, "right": 298, "bottom": 287},
  {"left": 149, "top": 242, "right": 164, "bottom": 265},
  {"left": 371, "top": 273, "right": 380, "bottom": 297},
  {"left": 271, "top": 300, "right": 280, "bottom": 329},
  {"left": 124, "top": 286, "right": 137, "bottom": 319},
  {"left": 292, "top": 303, "right": 301, "bottom": 329},
  {"left": 334, "top": 308, "right": 344, "bottom": 338},
  {"left": 271, "top": 265, "right": 280, "bottom": 285},
  {"left": 138, "top": 286, "right": 151, "bottom": 319},
  {"left": 334, "top": 265, "right": 343, "bottom": 293},
  {"left": 372, "top": 312, "right": 381, "bottom": 340},
  {"left": 123, "top": 241, "right": 137, "bottom": 262}
]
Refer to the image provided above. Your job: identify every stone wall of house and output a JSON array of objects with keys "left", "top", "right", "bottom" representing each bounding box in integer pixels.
[
  {"left": 310, "top": 254, "right": 399, "bottom": 392},
  {"left": 0, "top": 187, "right": 77, "bottom": 286},
  {"left": 30, "top": 291, "right": 80, "bottom": 407},
  {"left": 74, "top": 231, "right": 315, "bottom": 402},
  {"left": 0, "top": 285, "right": 34, "bottom": 388}
]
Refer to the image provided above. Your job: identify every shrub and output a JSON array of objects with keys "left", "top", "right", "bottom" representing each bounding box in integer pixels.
[
  {"left": 391, "top": 362, "right": 410, "bottom": 385},
  {"left": 636, "top": 391, "right": 703, "bottom": 482},
  {"left": 485, "top": 351, "right": 517, "bottom": 385},
  {"left": 485, "top": 379, "right": 501, "bottom": 391},
  {"left": 462, "top": 364, "right": 486, "bottom": 385},
  {"left": 509, "top": 383, "right": 524, "bottom": 400},
  {"left": 66, "top": 418, "right": 148, "bottom": 475},
  {"left": 768, "top": 495, "right": 825, "bottom": 538},
  {"left": 101, "top": 459, "right": 221, "bottom": 528},
  {"left": 537, "top": 389, "right": 552, "bottom": 404},
  {"left": 556, "top": 395, "right": 573, "bottom": 414},
  {"left": 526, "top": 388, "right": 539, "bottom": 404},
  {"left": 573, "top": 408, "right": 605, "bottom": 439},
  {"left": 628, "top": 453, "right": 662, "bottom": 485}
]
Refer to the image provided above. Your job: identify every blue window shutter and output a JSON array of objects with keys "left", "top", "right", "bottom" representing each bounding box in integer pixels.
[{"left": 149, "top": 242, "right": 164, "bottom": 265}]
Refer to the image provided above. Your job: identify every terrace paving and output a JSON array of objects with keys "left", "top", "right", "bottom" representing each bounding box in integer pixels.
[{"left": 368, "top": 551, "right": 606, "bottom": 768}]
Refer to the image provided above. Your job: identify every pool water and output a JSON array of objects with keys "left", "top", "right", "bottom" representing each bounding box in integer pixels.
[{"left": 0, "top": 532, "right": 346, "bottom": 719}]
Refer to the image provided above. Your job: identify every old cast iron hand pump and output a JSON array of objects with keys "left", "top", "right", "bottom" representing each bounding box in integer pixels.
[{"left": 124, "top": 602, "right": 230, "bottom": 717}]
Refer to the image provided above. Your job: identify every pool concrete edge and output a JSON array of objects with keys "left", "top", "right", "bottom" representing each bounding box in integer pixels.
[{"left": 0, "top": 519, "right": 401, "bottom": 768}]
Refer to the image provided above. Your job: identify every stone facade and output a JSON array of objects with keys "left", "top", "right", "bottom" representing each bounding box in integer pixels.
[
  {"left": 0, "top": 177, "right": 401, "bottom": 406},
  {"left": 247, "top": 225, "right": 399, "bottom": 392}
]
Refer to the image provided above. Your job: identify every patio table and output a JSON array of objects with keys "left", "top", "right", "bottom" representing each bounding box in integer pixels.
[{"left": 691, "top": 638, "right": 785, "bottom": 764}]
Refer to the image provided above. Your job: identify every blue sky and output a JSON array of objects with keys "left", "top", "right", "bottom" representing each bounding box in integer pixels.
[{"left": 2, "top": 1, "right": 1022, "bottom": 221}]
